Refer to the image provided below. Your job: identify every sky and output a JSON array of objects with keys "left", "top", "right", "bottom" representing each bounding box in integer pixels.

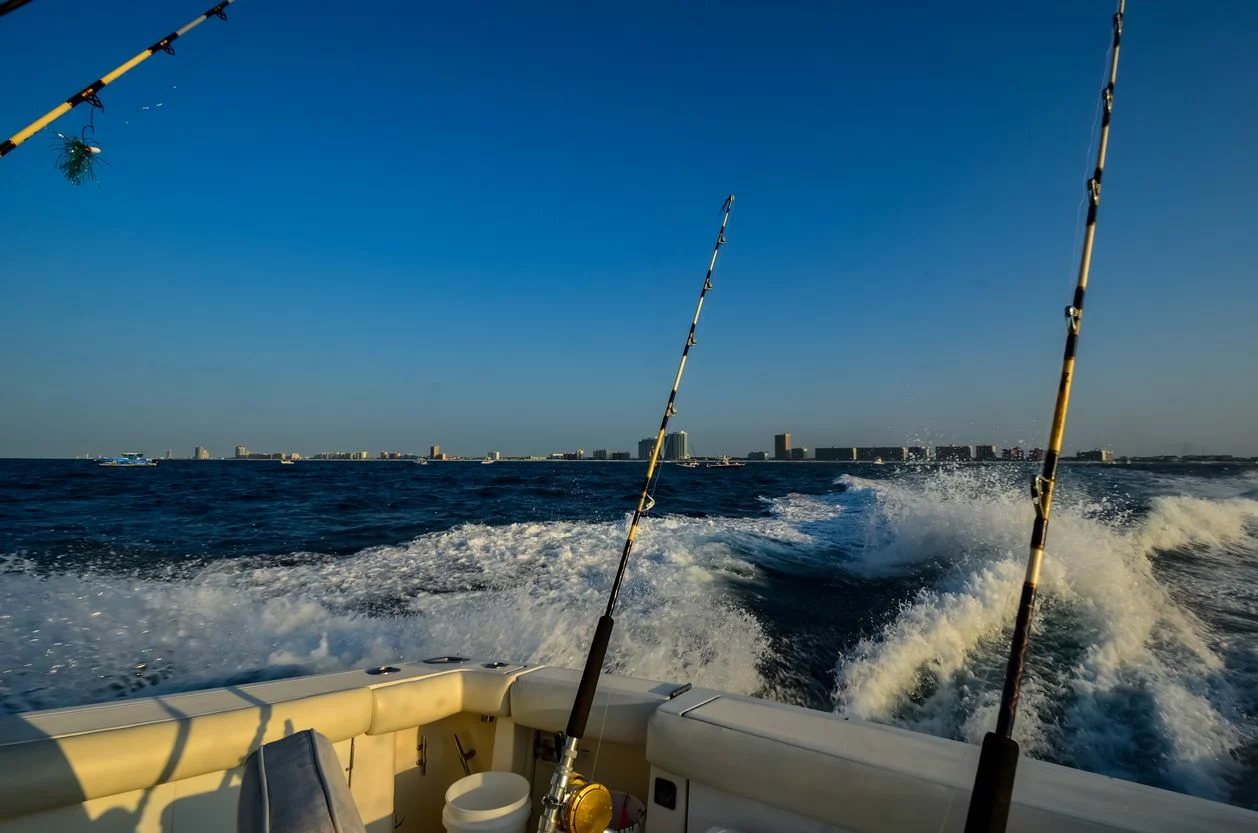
[{"left": 1, "top": 1, "right": 1255, "bottom": 458}]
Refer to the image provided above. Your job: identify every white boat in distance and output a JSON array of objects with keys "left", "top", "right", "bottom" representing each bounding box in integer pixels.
[{"left": 705, "top": 455, "right": 745, "bottom": 468}]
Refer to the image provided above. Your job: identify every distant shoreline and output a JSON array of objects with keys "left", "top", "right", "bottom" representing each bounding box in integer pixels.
[{"left": 41, "top": 457, "right": 1258, "bottom": 465}]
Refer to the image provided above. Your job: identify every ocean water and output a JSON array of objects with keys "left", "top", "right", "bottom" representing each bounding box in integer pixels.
[{"left": 2, "top": 459, "right": 1257, "bottom": 808}]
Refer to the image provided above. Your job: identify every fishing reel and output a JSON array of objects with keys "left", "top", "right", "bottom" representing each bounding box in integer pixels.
[
  {"left": 554, "top": 773, "right": 613, "bottom": 833},
  {"left": 537, "top": 733, "right": 613, "bottom": 833}
]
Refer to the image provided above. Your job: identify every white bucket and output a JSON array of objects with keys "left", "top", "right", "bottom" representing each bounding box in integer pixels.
[{"left": 442, "top": 771, "right": 532, "bottom": 833}]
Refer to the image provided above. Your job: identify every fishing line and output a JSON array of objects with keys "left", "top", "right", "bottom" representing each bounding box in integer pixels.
[
  {"left": 1067, "top": 41, "right": 1116, "bottom": 279},
  {"left": 589, "top": 690, "right": 612, "bottom": 782}
]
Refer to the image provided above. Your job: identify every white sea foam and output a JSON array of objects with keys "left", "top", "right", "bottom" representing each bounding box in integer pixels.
[
  {"left": 832, "top": 467, "right": 1258, "bottom": 800},
  {"left": 761, "top": 492, "right": 844, "bottom": 523},
  {"left": 0, "top": 513, "right": 772, "bottom": 714}
]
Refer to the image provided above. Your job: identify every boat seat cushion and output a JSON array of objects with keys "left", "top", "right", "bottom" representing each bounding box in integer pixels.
[
  {"left": 238, "top": 729, "right": 366, "bottom": 833},
  {"left": 648, "top": 694, "right": 964, "bottom": 832},
  {"left": 646, "top": 692, "right": 1258, "bottom": 833}
]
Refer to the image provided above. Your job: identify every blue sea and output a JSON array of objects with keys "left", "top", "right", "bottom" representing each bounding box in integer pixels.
[{"left": 2, "top": 459, "right": 1257, "bottom": 808}]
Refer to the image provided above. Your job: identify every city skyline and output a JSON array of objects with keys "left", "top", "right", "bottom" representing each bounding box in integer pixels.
[
  {"left": 21, "top": 421, "right": 1257, "bottom": 461},
  {"left": 2, "top": 3, "right": 1255, "bottom": 458},
  {"left": 41, "top": 433, "right": 1258, "bottom": 462}
]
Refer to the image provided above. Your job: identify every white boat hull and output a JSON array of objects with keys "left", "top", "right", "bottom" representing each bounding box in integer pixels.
[{"left": 0, "top": 660, "right": 1252, "bottom": 833}]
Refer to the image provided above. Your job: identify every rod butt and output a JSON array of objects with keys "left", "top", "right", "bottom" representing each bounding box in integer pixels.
[{"left": 964, "top": 732, "right": 1020, "bottom": 833}]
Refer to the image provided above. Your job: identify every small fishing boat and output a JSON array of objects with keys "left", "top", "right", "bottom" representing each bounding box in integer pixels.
[
  {"left": 415, "top": 457, "right": 428, "bottom": 465},
  {"left": 704, "top": 455, "right": 744, "bottom": 469},
  {"left": 675, "top": 460, "right": 699, "bottom": 468},
  {"left": 279, "top": 459, "right": 294, "bottom": 465},
  {"left": 481, "top": 456, "right": 496, "bottom": 465},
  {"left": 96, "top": 452, "right": 157, "bottom": 467}
]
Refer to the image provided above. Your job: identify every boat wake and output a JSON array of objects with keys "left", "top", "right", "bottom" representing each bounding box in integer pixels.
[
  {"left": 0, "top": 513, "right": 772, "bottom": 715},
  {"left": 830, "top": 466, "right": 1258, "bottom": 805},
  {"left": 2, "top": 463, "right": 1256, "bottom": 808}
]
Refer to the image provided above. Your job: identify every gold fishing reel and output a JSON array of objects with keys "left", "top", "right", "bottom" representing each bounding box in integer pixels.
[{"left": 559, "top": 773, "right": 613, "bottom": 833}]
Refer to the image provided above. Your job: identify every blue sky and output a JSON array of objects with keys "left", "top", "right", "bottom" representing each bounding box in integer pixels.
[{"left": 2, "top": 1, "right": 1255, "bottom": 458}]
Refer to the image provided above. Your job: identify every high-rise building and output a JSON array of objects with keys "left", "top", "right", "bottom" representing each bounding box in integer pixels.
[
  {"left": 774, "top": 433, "right": 791, "bottom": 460},
  {"left": 637, "top": 438, "right": 655, "bottom": 460},
  {"left": 592, "top": 449, "right": 608, "bottom": 460},
  {"left": 429, "top": 445, "right": 441, "bottom": 460},
  {"left": 936, "top": 445, "right": 974, "bottom": 462},
  {"left": 235, "top": 445, "right": 249, "bottom": 459},
  {"left": 815, "top": 447, "right": 855, "bottom": 461},
  {"left": 1028, "top": 448, "right": 1045, "bottom": 462},
  {"left": 610, "top": 451, "right": 631, "bottom": 460},
  {"left": 194, "top": 446, "right": 210, "bottom": 460},
  {"left": 489, "top": 451, "right": 502, "bottom": 461},
  {"left": 974, "top": 445, "right": 1000, "bottom": 461},
  {"left": 1002, "top": 447, "right": 1025, "bottom": 461},
  {"left": 663, "top": 431, "right": 689, "bottom": 461},
  {"left": 907, "top": 446, "right": 931, "bottom": 462},
  {"left": 1076, "top": 448, "right": 1115, "bottom": 462},
  {"left": 790, "top": 447, "right": 808, "bottom": 461},
  {"left": 747, "top": 451, "right": 769, "bottom": 461}
]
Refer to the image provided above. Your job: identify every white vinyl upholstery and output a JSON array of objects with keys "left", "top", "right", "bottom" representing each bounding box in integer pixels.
[
  {"left": 368, "top": 672, "right": 463, "bottom": 735},
  {"left": 0, "top": 686, "right": 372, "bottom": 821},
  {"left": 508, "top": 667, "right": 685, "bottom": 746},
  {"left": 0, "top": 662, "right": 519, "bottom": 822},
  {"left": 646, "top": 691, "right": 1258, "bottom": 833}
]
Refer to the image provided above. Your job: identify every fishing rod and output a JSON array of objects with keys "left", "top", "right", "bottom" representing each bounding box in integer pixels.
[
  {"left": 964, "top": 3, "right": 1125, "bottom": 832},
  {"left": 537, "top": 195, "right": 734, "bottom": 833},
  {"left": 0, "top": 0, "right": 237, "bottom": 158},
  {"left": 0, "top": 0, "right": 35, "bottom": 19}
]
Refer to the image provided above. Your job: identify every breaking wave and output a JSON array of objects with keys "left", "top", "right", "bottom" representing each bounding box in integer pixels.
[{"left": 832, "top": 466, "right": 1258, "bottom": 803}]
